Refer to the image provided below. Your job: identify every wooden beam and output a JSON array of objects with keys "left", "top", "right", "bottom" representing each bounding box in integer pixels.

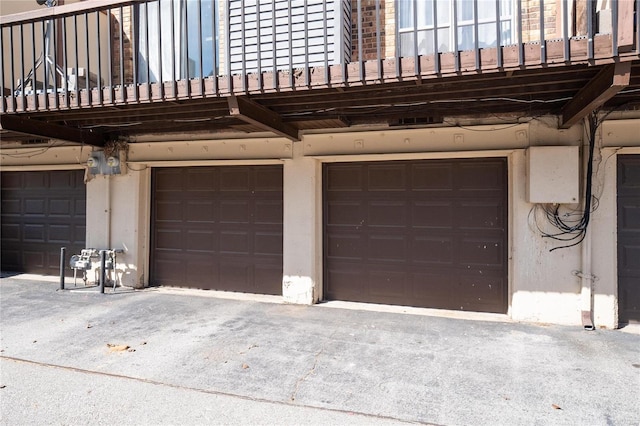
[
  {"left": 560, "top": 62, "right": 631, "bottom": 129},
  {"left": 227, "top": 96, "right": 300, "bottom": 141},
  {"left": 0, "top": 114, "right": 105, "bottom": 147}
]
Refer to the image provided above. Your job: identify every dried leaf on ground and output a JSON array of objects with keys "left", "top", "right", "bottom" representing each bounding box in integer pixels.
[{"left": 106, "top": 343, "right": 130, "bottom": 352}]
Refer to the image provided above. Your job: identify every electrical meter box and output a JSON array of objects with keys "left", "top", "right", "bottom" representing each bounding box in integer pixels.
[{"left": 527, "top": 146, "right": 580, "bottom": 204}]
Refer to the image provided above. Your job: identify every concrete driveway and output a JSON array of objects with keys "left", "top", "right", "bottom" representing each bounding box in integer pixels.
[{"left": 1, "top": 275, "right": 639, "bottom": 425}]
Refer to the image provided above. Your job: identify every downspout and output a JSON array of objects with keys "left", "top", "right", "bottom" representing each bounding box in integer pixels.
[
  {"left": 579, "top": 225, "right": 594, "bottom": 330},
  {"left": 578, "top": 116, "right": 598, "bottom": 331}
]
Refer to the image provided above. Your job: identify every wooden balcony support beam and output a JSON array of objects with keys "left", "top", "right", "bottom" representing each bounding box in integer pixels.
[
  {"left": 227, "top": 96, "right": 300, "bottom": 141},
  {"left": 0, "top": 114, "right": 105, "bottom": 147},
  {"left": 560, "top": 62, "right": 631, "bottom": 129}
]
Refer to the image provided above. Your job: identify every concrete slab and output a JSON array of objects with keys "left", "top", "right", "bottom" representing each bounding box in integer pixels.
[{"left": 1, "top": 275, "right": 639, "bottom": 425}]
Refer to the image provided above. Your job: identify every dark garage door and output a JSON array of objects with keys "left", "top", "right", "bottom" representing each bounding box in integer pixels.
[
  {"left": 151, "top": 166, "right": 283, "bottom": 294},
  {"left": 618, "top": 155, "right": 640, "bottom": 324},
  {"left": 323, "top": 158, "right": 508, "bottom": 313},
  {"left": 1, "top": 170, "right": 86, "bottom": 276}
]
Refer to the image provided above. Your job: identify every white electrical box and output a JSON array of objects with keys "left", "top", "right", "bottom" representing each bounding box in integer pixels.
[{"left": 527, "top": 146, "right": 580, "bottom": 204}]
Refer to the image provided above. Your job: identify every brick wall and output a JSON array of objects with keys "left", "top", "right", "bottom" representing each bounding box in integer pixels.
[
  {"left": 351, "top": 0, "right": 387, "bottom": 61},
  {"left": 110, "top": 6, "right": 134, "bottom": 84},
  {"left": 521, "top": 0, "right": 562, "bottom": 42}
]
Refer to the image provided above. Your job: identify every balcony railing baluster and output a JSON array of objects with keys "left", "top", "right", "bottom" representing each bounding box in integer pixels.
[
  {"left": 96, "top": 11, "right": 103, "bottom": 105},
  {"left": 495, "top": 0, "right": 502, "bottom": 69},
  {"left": 540, "top": 0, "right": 546, "bottom": 64},
  {"left": 19, "top": 24, "right": 25, "bottom": 112},
  {"left": 62, "top": 16, "right": 69, "bottom": 109},
  {"left": 73, "top": 14, "right": 79, "bottom": 107},
  {"left": 84, "top": 12, "right": 90, "bottom": 105},
  {"left": 1, "top": 0, "right": 638, "bottom": 114}
]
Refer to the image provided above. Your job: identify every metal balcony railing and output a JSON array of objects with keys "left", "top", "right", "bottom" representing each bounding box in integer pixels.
[{"left": 1, "top": 0, "right": 638, "bottom": 114}]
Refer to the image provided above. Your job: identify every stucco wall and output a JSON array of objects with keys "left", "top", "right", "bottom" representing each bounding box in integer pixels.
[{"left": 2, "top": 116, "right": 639, "bottom": 327}]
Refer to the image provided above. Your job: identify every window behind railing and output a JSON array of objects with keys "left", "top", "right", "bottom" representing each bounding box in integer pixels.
[
  {"left": 136, "top": 0, "right": 218, "bottom": 83},
  {"left": 397, "top": 0, "right": 516, "bottom": 56}
]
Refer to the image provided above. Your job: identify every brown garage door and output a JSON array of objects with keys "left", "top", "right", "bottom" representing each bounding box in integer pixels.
[
  {"left": 151, "top": 166, "right": 283, "bottom": 294},
  {"left": 323, "top": 158, "right": 508, "bottom": 313},
  {"left": 1, "top": 170, "right": 86, "bottom": 276},
  {"left": 618, "top": 155, "right": 640, "bottom": 324}
]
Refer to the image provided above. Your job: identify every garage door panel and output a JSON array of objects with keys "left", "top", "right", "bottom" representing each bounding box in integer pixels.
[
  {"left": 618, "top": 158, "right": 640, "bottom": 189},
  {"left": 1, "top": 171, "right": 86, "bottom": 276},
  {"left": 2, "top": 250, "right": 20, "bottom": 267},
  {"left": 254, "top": 201, "right": 283, "bottom": 224},
  {"left": 326, "top": 165, "right": 364, "bottom": 191},
  {"left": 49, "top": 225, "right": 72, "bottom": 243},
  {"left": 411, "top": 164, "right": 453, "bottom": 190},
  {"left": 367, "top": 235, "right": 407, "bottom": 262},
  {"left": 412, "top": 237, "right": 454, "bottom": 264},
  {"left": 324, "top": 158, "right": 507, "bottom": 314},
  {"left": 458, "top": 238, "right": 504, "bottom": 267},
  {"left": 255, "top": 167, "right": 282, "bottom": 191},
  {"left": 618, "top": 155, "right": 640, "bottom": 323},
  {"left": 367, "top": 270, "right": 408, "bottom": 299},
  {"left": 23, "top": 224, "right": 45, "bottom": 241},
  {"left": 49, "top": 171, "right": 72, "bottom": 188},
  {"left": 151, "top": 166, "right": 282, "bottom": 294},
  {"left": 412, "top": 201, "right": 454, "bottom": 229},
  {"left": 220, "top": 201, "right": 250, "bottom": 223},
  {"left": 1, "top": 173, "right": 21, "bottom": 189},
  {"left": 186, "top": 200, "right": 216, "bottom": 222},
  {"left": 186, "top": 260, "right": 218, "bottom": 287},
  {"left": 155, "top": 229, "right": 183, "bottom": 250},
  {"left": 155, "top": 169, "right": 183, "bottom": 190},
  {"left": 456, "top": 202, "right": 504, "bottom": 229},
  {"left": 154, "top": 259, "right": 185, "bottom": 284},
  {"left": 73, "top": 225, "right": 86, "bottom": 244},
  {"left": 325, "top": 266, "right": 365, "bottom": 298},
  {"left": 456, "top": 162, "right": 505, "bottom": 191},
  {"left": 368, "top": 201, "right": 406, "bottom": 227},
  {"left": 368, "top": 164, "right": 407, "bottom": 191},
  {"left": 155, "top": 200, "right": 183, "bottom": 221},
  {"left": 3, "top": 199, "right": 21, "bottom": 215},
  {"left": 219, "top": 261, "right": 251, "bottom": 289},
  {"left": 23, "top": 251, "right": 46, "bottom": 268},
  {"left": 253, "top": 265, "right": 284, "bottom": 294},
  {"left": 219, "top": 168, "right": 250, "bottom": 191},
  {"left": 219, "top": 231, "right": 250, "bottom": 254},
  {"left": 187, "top": 168, "right": 216, "bottom": 190},
  {"left": 49, "top": 199, "right": 72, "bottom": 216},
  {"left": 254, "top": 232, "right": 282, "bottom": 256},
  {"left": 25, "top": 199, "right": 46, "bottom": 215},
  {"left": 2, "top": 224, "right": 20, "bottom": 241},
  {"left": 618, "top": 242, "right": 640, "bottom": 272},
  {"left": 327, "top": 234, "right": 363, "bottom": 259},
  {"left": 619, "top": 278, "right": 640, "bottom": 317},
  {"left": 619, "top": 202, "right": 640, "bottom": 230},
  {"left": 24, "top": 172, "right": 46, "bottom": 188},
  {"left": 456, "top": 275, "right": 504, "bottom": 303},
  {"left": 327, "top": 201, "right": 362, "bottom": 225},
  {"left": 186, "top": 230, "right": 217, "bottom": 253}
]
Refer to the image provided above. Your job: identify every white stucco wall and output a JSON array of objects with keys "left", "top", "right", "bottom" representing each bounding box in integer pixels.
[{"left": 3, "top": 115, "right": 639, "bottom": 327}]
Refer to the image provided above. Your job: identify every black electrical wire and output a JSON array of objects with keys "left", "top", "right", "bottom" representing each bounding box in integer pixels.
[{"left": 535, "top": 112, "right": 600, "bottom": 251}]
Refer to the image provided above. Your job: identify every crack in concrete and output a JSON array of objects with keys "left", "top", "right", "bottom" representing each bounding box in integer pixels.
[{"left": 290, "top": 331, "right": 336, "bottom": 402}]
